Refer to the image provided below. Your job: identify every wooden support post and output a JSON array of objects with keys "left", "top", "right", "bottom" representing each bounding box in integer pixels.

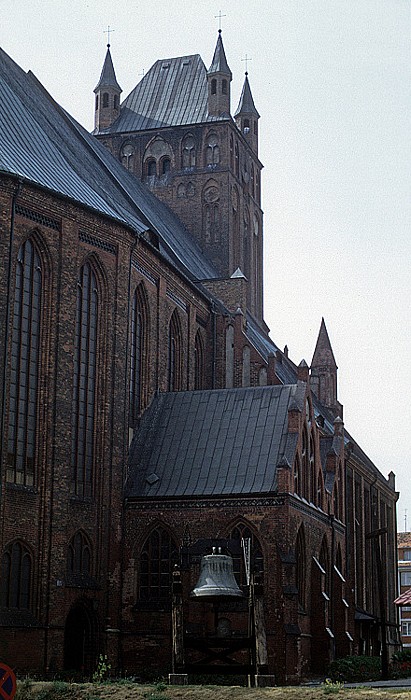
[
  {"left": 252, "top": 573, "right": 269, "bottom": 675},
  {"left": 171, "top": 565, "right": 184, "bottom": 672}
]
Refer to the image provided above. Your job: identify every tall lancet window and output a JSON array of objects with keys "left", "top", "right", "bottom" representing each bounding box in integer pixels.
[
  {"left": 71, "top": 262, "right": 99, "bottom": 498},
  {"left": 194, "top": 329, "right": 205, "bottom": 390},
  {"left": 7, "top": 238, "right": 42, "bottom": 486},
  {"left": 129, "top": 285, "right": 149, "bottom": 424},
  {"left": 168, "top": 310, "right": 182, "bottom": 392}
]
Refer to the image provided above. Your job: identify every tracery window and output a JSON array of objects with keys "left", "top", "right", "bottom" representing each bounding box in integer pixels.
[
  {"left": 0, "top": 541, "right": 32, "bottom": 609},
  {"left": 71, "top": 262, "right": 99, "bottom": 498},
  {"left": 182, "top": 135, "right": 196, "bottom": 168},
  {"left": 230, "top": 523, "right": 264, "bottom": 590},
  {"left": 68, "top": 531, "right": 91, "bottom": 575},
  {"left": 139, "top": 527, "right": 178, "bottom": 602},
  {"left": 206, "top": 135, "right": 220, "bottom": 166},
  {"left": 129, "top": 285, "right": 149, "bottom": 424},
  {"left": 7, "top": 238, "right": 43, "bottom": 486}
]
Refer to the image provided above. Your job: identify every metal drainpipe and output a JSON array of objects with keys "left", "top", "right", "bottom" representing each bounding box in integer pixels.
[{"left": 0, "top": 179, "right": 22, "bottom": 544}]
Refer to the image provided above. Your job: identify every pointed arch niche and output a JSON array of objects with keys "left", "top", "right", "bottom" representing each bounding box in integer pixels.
[
  {"left": 168, "top": 310, "right": 183, "bottom": 392},
  {"left": 129, "top": 284, "right": 150, "bottom": 424}
]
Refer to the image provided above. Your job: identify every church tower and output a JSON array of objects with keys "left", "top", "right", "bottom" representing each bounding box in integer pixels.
[
  {"left": 207, "top": 30, "right": 232, "bottom": 116},
  {"left": 93, "top": 33, "right": 264, "bottom": 322},
  {"left": 94, "top": 44, "right": 122, "bottom": 132}
]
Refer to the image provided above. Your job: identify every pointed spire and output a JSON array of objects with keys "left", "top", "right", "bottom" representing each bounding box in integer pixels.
[
  {"left": 94, "top": 45, "right": 122, "bottom": 93},
  {"left": 208, "top": 30, "right": 232, "bottom": 79},
  {"left": 234, "top": 73, "right": 259, "bottom": 118},
  {"left": 311, "top": 318, "right": 337, "bottom": 370}
]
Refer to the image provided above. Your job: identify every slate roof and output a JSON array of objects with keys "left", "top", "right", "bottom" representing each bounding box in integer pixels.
[
  {"left": 234, "top": 74, "right": 260, "bottom": 118},
  {"left": 98, "top": 54, "right": 229, "bottom": 135},
  {"left": 126, "top": 385, "right": 298, "bottom": 500},
  {"left": 94, "top": 46, "right": 122, "bottom": 92},
  {"left": 0, "top": 47, "right": 217, "bottom": 282},
  {"left": 208, "top": 32, "right": 232, "bottom": 79}
]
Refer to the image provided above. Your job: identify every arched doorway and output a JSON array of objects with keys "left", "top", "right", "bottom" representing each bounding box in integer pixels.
[{"left": 64, "top": 599, "right": 98, "bottom": 675}]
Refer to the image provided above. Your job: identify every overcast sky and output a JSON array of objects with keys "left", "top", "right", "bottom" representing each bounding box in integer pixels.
[{"left": 1, "top": 1, "right": 410, "bottom": 526}]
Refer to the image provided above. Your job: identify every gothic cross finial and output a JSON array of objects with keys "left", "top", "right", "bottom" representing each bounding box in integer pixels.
[
  {"left": 104, "top": 25, "right": 114, "bottom": 47},
  {"left": 214, "top": 10, "right": 226, "bottom": 32},
  {"left": 241, "top": 53, "right": 252, "bottom": 75}
]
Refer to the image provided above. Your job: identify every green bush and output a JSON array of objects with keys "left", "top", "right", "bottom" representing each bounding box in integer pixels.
[
  {"left": 328, "top": 655, "right": 381, "bottom": 682},
  {"left": 391, "top": 648, "right": 411, "bottom": 678}
]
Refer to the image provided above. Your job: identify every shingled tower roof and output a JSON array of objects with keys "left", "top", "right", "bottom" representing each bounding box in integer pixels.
[{"left": 94, "top": 45, "right": 122, "bottom": 93}]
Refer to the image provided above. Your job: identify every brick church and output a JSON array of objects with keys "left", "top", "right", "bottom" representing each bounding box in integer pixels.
[{"left": 0, "top": 32, "right": 399, "bottom": 684}]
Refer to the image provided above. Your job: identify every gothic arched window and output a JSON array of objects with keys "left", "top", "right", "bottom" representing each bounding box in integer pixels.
[
  {"left": 130, "top": 285, "right": 149, "bottom": 424},
  {"left": 206, "top": 134, "right": 220, "bottom": 166},
  {"left": 319, "top": 538, "right": 330, "bottom": 597},
  {"left": 68, "top": 531, "right": 91, "bottom": 575},
  {"left": 161, "top": 157, "right": 171, "bottom": 175},
  {"left": 194, "top": 329, "right": 205, "bottom": 390},
  {"left": 230, "top": 133, "right": 234, "bottom": 169},
  {"left": 146, "top": 159, "right": 156, "bottom": 177},
  {"left": 71, "top": 261, "right": 99, "bottom": 498},
  {"left": 168, "top": 310, "right": 182, "bottom": 392},
  {"left": 296, "top": 526, "right": 306, "bottom": 611},
  {"left": 0, "top": 541, "right": 32, "bottom": 609},
  {"left": 102, "top": 92, "right": 109, "bottom": 108},
  {"left": 182, "top": 135, "right": 196, "bottom": 168},
  {"left": 230, "top": 523, "right": 264, "bottom": 591},
  {"left": 222, "top": 79, "right": 228, "bottom": 95},
  {"left": 235, "top": 143, "right": 240, "bottom": 177},
  {"left": 211, "top": 79, "right": 217, "bottom": 95},
  {"left": 7, "top": 238, "right": 43, "bottom": 487},
  {"left": 139, "top": 527, "right": 178, "bottom": 602}
]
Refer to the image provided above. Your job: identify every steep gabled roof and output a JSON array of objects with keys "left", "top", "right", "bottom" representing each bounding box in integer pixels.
[
  {"left": 0, "top": 47, "right": 217, "bottom": 281},
  {"left": 100, "top": 54, "right": 229, "bottom": 135},
  {"left": 126, "top": 385, "right": 297, "bottom": 499}
]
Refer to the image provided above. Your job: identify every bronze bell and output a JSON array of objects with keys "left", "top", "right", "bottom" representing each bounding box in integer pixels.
[{"left": 190, "top": 547, "right": 244, "bottom": 599}]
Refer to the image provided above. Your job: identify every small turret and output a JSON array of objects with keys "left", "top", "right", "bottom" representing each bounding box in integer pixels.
[
  {"left": 311, "top": 318, "right": 342, "bottom": 417},
  {"left": 207, "top": 31, "right": 232, "bottom": 117},
  {"left": 234, "top": 72, "right": 260, "bottom": 154},
  {"left": 94, "top": 44, "right": 122, "bottom": 132}
]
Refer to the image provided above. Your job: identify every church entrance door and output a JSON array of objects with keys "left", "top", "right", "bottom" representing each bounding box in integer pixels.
[{"left": 63, "top": 599, "right": 98, "bottom": 676}]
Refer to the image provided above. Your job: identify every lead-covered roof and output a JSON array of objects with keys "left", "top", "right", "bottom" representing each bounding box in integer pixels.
[
  {"left": 0, "top": 47, "right": 217, "bottom": 281},
  {"left": 98, "top": 54, "right": 229, "bottom": 135},
  {"left": 126, "top": 385, "right": 297, "bottom": 499}
]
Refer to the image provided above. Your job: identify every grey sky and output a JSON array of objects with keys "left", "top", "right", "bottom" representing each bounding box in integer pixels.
[{"left": 1, "top": 0, "right": 410, "bottom": 524}]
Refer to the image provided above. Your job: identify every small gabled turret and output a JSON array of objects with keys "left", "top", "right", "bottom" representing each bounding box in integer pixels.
[
  {"left": 234, "top": 72, "right": 260, "bottom": 154},
  {"left": 207, "top": 30, "right": 232, "bottom": 117},
  {"left": 94, "top": 44, "right": 122, "bottom": 132},
  {"left": 311, "top": 318, "right": 342, "bottom": 417}
]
